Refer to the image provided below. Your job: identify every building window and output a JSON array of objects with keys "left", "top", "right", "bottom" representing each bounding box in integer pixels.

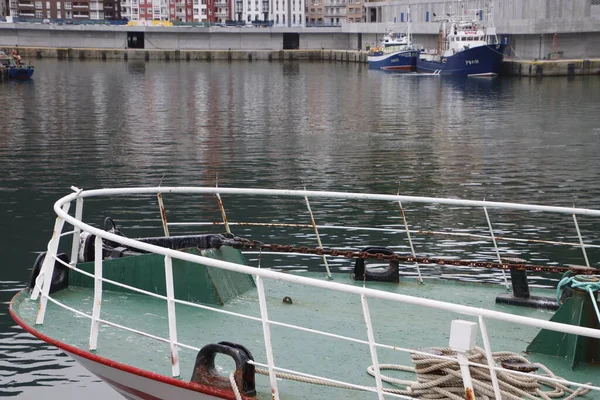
[
  {"left": 35, "top": 1, "right": 42, "bottom": 8},
  {"left": 35, "top": 10, "right": 43, "bottom": 16},
  {"left": 57, "top": 10, "right": 61, "bottom": 17}
]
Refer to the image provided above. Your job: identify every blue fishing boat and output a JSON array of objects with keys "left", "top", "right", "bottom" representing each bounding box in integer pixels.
[
  {"left": 417, "top": 9, "right": 505, "bottom": 76},
  {"left": 368, "top": 6, "right": 421, "bottom": 71},
  {"left": 367, "top": 32, "right": 420, "bottom": 71},
  {"left": 0, "top": 50, "right": 34, "bottom": 80}
]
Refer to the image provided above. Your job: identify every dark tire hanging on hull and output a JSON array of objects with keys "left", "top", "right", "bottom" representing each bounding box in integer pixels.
[{"left": 28, "top": 252, "right": 70, "bottom": 294}]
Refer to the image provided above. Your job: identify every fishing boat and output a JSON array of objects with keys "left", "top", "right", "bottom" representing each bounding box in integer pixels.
[
  {"left": 368, "top": 7, "right": 421, "bottom": 71},
  {"left": 10, "top": 186, "right": 600, "bottom": 400},
  {"left": 416, "top": 7, "right": 505, "bottom": 76},
  {"left": 367, "top": 32, "right": 421, "bottom": 71},
  {"left": 0, "top": 50, "right": 34, "bottom": 80}
]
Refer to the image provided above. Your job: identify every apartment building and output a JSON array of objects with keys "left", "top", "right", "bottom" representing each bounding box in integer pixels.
[
  {"left": 1, "top": 0, "right": 8, "bottom": 16},
  {"left": 10, "top": 0, "right": 120, "bottom": 19},
  {"left": 121, "top": 0, "right": 193, "bottom": 21},
  {"left": 305, "top": 0, "right": 363, "bottom": 25}
]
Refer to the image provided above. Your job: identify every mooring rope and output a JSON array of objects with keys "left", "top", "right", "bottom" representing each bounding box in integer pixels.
[
  {"left": 254, "top": 347, "right": 590, "bottom": 399},
  {"left": 229, "top": 371, "right": 243, "bottom": 400}
]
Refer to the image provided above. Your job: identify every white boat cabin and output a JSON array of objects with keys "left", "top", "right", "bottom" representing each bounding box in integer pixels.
[{"left": 443, "top": 20, "right": 489, "bottom": 57}]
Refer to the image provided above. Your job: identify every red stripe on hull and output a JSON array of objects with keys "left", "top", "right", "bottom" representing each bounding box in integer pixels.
[
  {"left": 9, "top": 289, "right": 242, "bottom": 400},
  {"left": 381, "top": 66, "right": 413, "bottom": 71}
]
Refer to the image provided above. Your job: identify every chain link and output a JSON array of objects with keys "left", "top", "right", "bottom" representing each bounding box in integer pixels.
[{"left": 231, "top": 237, "right": 597, "bottom": 276}]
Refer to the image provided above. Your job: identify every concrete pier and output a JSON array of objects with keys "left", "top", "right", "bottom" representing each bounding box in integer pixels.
[
  {"left": 503, "top": 59, "right": 600, "bottom": 77},
  {"left": 17, "top": 47, "right": 370, "bottom": 64}
]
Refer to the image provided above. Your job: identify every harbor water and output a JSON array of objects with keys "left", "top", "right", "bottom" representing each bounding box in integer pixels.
[{"left": 1, "top": 59, "right": 600, "bottom": 398}]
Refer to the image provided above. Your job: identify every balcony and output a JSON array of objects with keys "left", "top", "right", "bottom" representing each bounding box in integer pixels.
[
  {"left": 215, "top": 10, "right": 227, "bottom": 16},
  {"left": 18, "top": 2, "right": 34, "bottom": 6},
  {"left": 214, "top": 0, "right": 227, "bottom": 6},
  {"left": 18, "top": 11, "right": 35, "bottom": 15},
  {"left": 73, "top": 4, "right": 89, "bottom": 8}
]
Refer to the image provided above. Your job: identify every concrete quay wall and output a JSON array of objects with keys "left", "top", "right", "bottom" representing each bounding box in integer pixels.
[
  {"left": 503, "top": 59, "right": 600, "bottom": 77},
  {"left": 15, "top": 47, "right": 369, "bottom": 63},
  {"left": 2, "top": 24, "right": 600, "bottom": 59}
]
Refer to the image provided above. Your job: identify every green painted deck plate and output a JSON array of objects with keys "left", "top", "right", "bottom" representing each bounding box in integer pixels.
[
  {"left": 69, "top": 247, "right": 255, "bottom": 305},
  {"left": 12, "top": 273, "right": 600, "bottom": 399}
]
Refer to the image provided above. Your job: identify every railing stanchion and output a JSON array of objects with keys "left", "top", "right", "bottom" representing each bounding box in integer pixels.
[
  {"left": 398, "top": 200, "right": 423, "bottom": 283},
  {"left": 157, "top": 193, "right": 170, "bottom": 237},
  {"left": 70, "top": 197, "right": 84, "bottom": 266},
  {"left": 89, "top": 235, "right": 103, "bottom": 351},
  {"left": 215, "top": 192, "right": 231, "bottom": 234},
  {"left": 255, "top": 276, "right": 280, "bottom": 400},
  {"left": 305, "top": 195, "right": 332, "bottom": 279},
  {"left": 572, "top": 214, "right": 591, "bottom": 268},
  {"left": 164, "top": 255, "right": 180, "bottom": 377},
  {"left": 361, "top": 295, "right": 385, "bottom": 400},
  {"left": 478, "top": 316, "right": 502, "bottom": 399},
  {"left": 483, "top": 206, "right": 509, "bottom": 289},
  {"left": 34, "top": 203, "right": 70, "bottom": 324}
]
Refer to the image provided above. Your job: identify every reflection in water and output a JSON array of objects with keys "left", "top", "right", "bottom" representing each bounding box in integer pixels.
[{"left": 0, "top": 59, "right": 599, "bottom": 398}]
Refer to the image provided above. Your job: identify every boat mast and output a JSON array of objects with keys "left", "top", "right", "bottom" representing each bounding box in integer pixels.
[
  {"left": 407, "top": 1, "right": 412, "bottom": 45},
  {"left": 486, "top": 1, "right": 498, "bottom": 44}
]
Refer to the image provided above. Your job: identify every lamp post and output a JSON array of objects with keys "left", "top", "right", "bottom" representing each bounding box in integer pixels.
[
  {"left": 235, "top": 0, "right": 242, "bottom": 23},
  {"left": 262, "top": 0, "right": 268, "bottom": 23}
]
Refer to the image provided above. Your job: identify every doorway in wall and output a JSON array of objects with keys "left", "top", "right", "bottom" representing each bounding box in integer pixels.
[{"left": 283, "top": 33, "right": 299, "bottom": 50}]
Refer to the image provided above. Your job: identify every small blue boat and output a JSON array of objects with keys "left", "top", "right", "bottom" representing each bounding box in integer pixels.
[
  {"left": 0, "top": 50, "right": 35, "bottom": 80},
  {"left": 7, "top": 65, "right": 35, "bottom": 80},
  {"left": 417, "top": 11, "right": 505, "bottom": 77}
]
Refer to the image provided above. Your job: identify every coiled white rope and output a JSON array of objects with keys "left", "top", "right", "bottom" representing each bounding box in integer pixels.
[
  {"left": 254, "top": 347, "right": 591, "bottom": 399},
  {"left": 367, "top": 347, "right": 590, "bottom": 400}
]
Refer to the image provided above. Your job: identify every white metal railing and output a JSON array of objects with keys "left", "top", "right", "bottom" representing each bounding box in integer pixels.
[{"left": 30, "top": 186, "right": 600, "bottom": 399}]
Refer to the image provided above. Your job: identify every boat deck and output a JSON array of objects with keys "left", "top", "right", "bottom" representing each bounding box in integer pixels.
[{"left": 11, "top": 273, "right": 600, "bottom": 399}]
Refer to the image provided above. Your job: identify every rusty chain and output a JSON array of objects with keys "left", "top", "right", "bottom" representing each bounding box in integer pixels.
[{"left": 230, "top": 237, "right": 598, "bottom": 276}]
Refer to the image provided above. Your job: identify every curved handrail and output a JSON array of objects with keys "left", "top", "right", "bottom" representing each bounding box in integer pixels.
[
  {"left": 58, "top": 186, "right": 600, "bottom": 216},
  {"left": 49, "top": 187, "right": 600, "bottom": 337}
]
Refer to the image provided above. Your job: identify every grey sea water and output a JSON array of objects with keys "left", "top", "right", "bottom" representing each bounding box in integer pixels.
[{"left": 1, "top": 59, "right": 599, "bottom": 398}]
